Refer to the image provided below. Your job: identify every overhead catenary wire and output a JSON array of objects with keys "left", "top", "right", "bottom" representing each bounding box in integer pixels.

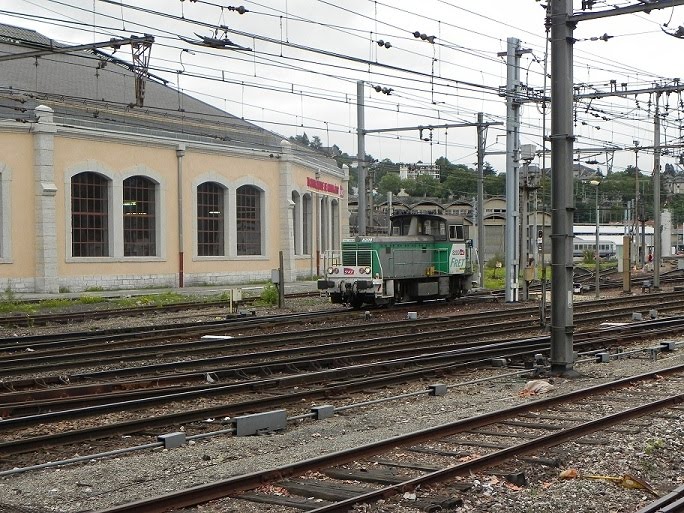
[{"left": 0, "top": 0, "right": 681, "bottom": 170}]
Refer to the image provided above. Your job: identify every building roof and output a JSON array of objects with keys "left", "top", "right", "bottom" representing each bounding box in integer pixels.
[{"left": 0, "top": 23, "right": 339, "bottom": 169}]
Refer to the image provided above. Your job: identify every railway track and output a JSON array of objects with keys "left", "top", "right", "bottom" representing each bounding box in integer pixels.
[
  {"left": 1, "top": 290, "right": 679, "bottom": 369},
  {"left": 0, "top": 267, "right": 680, "bottom": 333},
  {"left": 0, "top": 310, "right": 681, "bottom": 471},
  {"left": 89, "top": 364, "right": 684, "bottom": 513}
]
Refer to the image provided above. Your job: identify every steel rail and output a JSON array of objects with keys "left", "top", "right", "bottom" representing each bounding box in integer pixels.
[
  {"left": 1, "top": 317, "right": 682, "bottom": 458},
  {"left": 635, "top": 484, "right": 684, "bottom": 513},
  {"left": 0, "top": 288, "right": 678, "bottom": 356},
  {"left": 2, "top": 294, "right": 681, "bottom": 379},
  {"left": 1, "top": 309, "right": 682, "bottom": 412},
  {"left": 90, "top": 364, "right": 684, "bottom": 513}
]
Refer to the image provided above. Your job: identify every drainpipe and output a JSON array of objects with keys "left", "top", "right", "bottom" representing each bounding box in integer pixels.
[{"left": 176, "top": 144, "right": 186, "bottom": 287}]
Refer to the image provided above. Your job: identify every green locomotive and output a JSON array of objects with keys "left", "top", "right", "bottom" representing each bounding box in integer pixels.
[{"left": 317, "top": 212, "right": 475, "bottom": 308}]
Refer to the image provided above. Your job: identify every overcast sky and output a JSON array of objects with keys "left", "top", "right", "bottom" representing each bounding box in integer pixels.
[{"left": 2, "top": 1, "right": 684, "bottom": 174}]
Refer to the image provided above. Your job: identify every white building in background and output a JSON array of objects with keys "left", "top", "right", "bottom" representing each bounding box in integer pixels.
[
  {"left": 399, "top": 163, "right": 440, "bottom": 181},
  {"left": 574, "top": 224, "right": 654, "bottom": 254}
]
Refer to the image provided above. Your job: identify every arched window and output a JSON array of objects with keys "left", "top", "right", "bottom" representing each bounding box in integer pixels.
[
  {"left": 71, "top": 172, "right": 109, "bottom": 257},
  {"left": 197, "top": 182, "right": 225, "bottom": 256},
  {"left": 236, "top": 185, "right": 261, "bottom": 256},
  {"left": 123, "top": 176, "right": 156, "bottom": 256}
]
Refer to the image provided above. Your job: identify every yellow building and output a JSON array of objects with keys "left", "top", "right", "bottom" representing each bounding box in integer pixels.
[{"left": 0, "top": 24, "right": 347, "bottom": 293}]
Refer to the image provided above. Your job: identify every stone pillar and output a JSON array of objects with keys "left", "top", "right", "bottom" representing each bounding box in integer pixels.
[
  {"left": 33, "top": 105, "right": 59, "bottom": 293},
  {"left": 341, "top": 165, "right": 350, "bottom": 239},
  {"left": 278, "top": 140, "right": 296, "bottom": 281}
]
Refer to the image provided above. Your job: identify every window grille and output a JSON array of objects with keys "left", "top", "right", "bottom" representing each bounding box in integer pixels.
[
  {"left": 123, "top": 176, "right": 156, "bottom": 256},
  {"left": 71, "top": 172, "right": 109, "bottom": 257},
  {"left": 237, "top": 185, "right": 261, "bottom": 255},
  {"left": 197, "top": 182, "right": 224, "bottom": 256}
]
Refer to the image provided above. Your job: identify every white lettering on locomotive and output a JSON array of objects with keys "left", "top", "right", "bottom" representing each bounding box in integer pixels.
[{"left": 449, "top": 243, "right": 467, "bottom": 274}]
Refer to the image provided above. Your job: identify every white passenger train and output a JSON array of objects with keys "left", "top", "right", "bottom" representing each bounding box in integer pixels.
[{"left": 572, "top": 238, "right": 616, "bottom": 262}]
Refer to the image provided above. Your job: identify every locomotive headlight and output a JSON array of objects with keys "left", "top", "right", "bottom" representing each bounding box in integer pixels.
[
  {"left": 364, "top": 267, "right": 371, "bottom": 274},
  {"left": 358, "top": 267, "right": 365, "bottom": 274},
  {"left": 327, "top": 267, "right": 334, "bottom": 275},
  {"left": 333, "top": 267, "right": 339, "bottom": 274}
]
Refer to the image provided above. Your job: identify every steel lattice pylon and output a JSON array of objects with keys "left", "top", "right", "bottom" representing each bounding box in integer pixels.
[{"left": 131, "top": 36, "right": 153, "bottom": 107}]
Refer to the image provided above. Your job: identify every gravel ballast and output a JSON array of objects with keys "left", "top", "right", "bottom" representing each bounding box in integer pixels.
[{"left": 1, "top": 342, "right": 682, "bottom": 513}]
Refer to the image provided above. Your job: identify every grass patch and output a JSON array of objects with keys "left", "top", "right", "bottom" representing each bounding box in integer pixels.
[
  {"left": 112, "top": 292, "right": 187, "bottom": 308},
  {"left": 0, "top": 287, "right": 35, "bottom": 314},
  {"left": 78, "top": 295, "right": 108, "bottom": 305},
  {"left": 644, "top": 438, "right": 665, "bottom": 455},
  {"left": 0, "top": 301, "right": 35, "bottom": 314},
  {"left": 255, "top": 282, "right": 278, "bottom": 306},
  {"left": 39, "top": 298, "right": 74, "bottom": 309}
]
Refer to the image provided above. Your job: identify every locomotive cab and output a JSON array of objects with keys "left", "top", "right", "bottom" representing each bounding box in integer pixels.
[{"left": 318, "top": 212, "right": 474, "bottom": 308}]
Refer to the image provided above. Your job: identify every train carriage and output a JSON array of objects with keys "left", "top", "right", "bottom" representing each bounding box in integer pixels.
[
  {"left": 572, "top": 238, "right": 616, "bottom": 262},
  {"left": 318, "top": 213, "right": 474, "bottom": 308}
]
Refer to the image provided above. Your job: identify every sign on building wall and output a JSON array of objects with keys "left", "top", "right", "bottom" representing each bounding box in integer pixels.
[{"left": 307, "top": 177, "right": 344, "bottom": 197}]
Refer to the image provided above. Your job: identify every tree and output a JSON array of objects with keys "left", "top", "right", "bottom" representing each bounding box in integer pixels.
[
  {"left": 484, "top": 173, "right": 506, "bottom": 196},
  {"left": 435, "top": 156, "right": 453, "bottom": 181},
  {"left": 668, "top": 195, "right": 684, "bottom": 226},
  {"left": 483, "top": 161, "right": 496, "bottom": 176},
  {"left": 442, "top": 167, "right": 477, "bottom": 199},
  {"left": 289, "top": 133, "right": 310, "bottom": 147},
  {"left": 377, "top": 172, "right": 402, "bottom": 196},
  {"left": 405, "top": 175, "right": 442, "bottom": 197},
  {"left": 334, "top": 152, "right": 354, "bottom": 170},
  {"left": 310, "top": 135, "right": 322, "bottom": 150}
]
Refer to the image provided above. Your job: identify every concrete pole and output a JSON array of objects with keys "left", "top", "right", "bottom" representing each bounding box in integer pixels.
[
  {"left": 549, "top": 0, "right": 576, "bottom": 375},
  {"left": 176, "top": 144, "right": 186, "bottom": 287},
  {"left": 387, "top": 191, "right": 393, "bottom": 235},
  {"left": 594, "top": 183, "right": 600, "bottom": 299},
  {"left": 532, "top": 189, "right": 538, "bottom": 272},
  {"left": 653, "top": 92, "right": 661, "bottom": 289},
  {"left": 476, "top": 112, "right": 485, "bottom": 288},
  {"left": 634, "top": 146, "right": 640, "bottom": 267},
  {"left": 521, "top": 165, "right": 529, "bottom": 300},
  {"left": 504, "top": 38, "right": 521, "bottom": 302},
  {"left": 356, "top": 80, "right": 367, "bottom": 236}
]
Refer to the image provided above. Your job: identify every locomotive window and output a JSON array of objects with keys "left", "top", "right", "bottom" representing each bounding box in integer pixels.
[
  {"left": 391, "top": 217, "right": 412, "bottom": 236},
  {"left": 449, "top": 225, "right": 464, "bottom": 241}
]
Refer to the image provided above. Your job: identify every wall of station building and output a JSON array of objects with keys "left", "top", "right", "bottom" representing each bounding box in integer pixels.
[{"left": 0, "top": 105, "right": 348, "bottom": 293}]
